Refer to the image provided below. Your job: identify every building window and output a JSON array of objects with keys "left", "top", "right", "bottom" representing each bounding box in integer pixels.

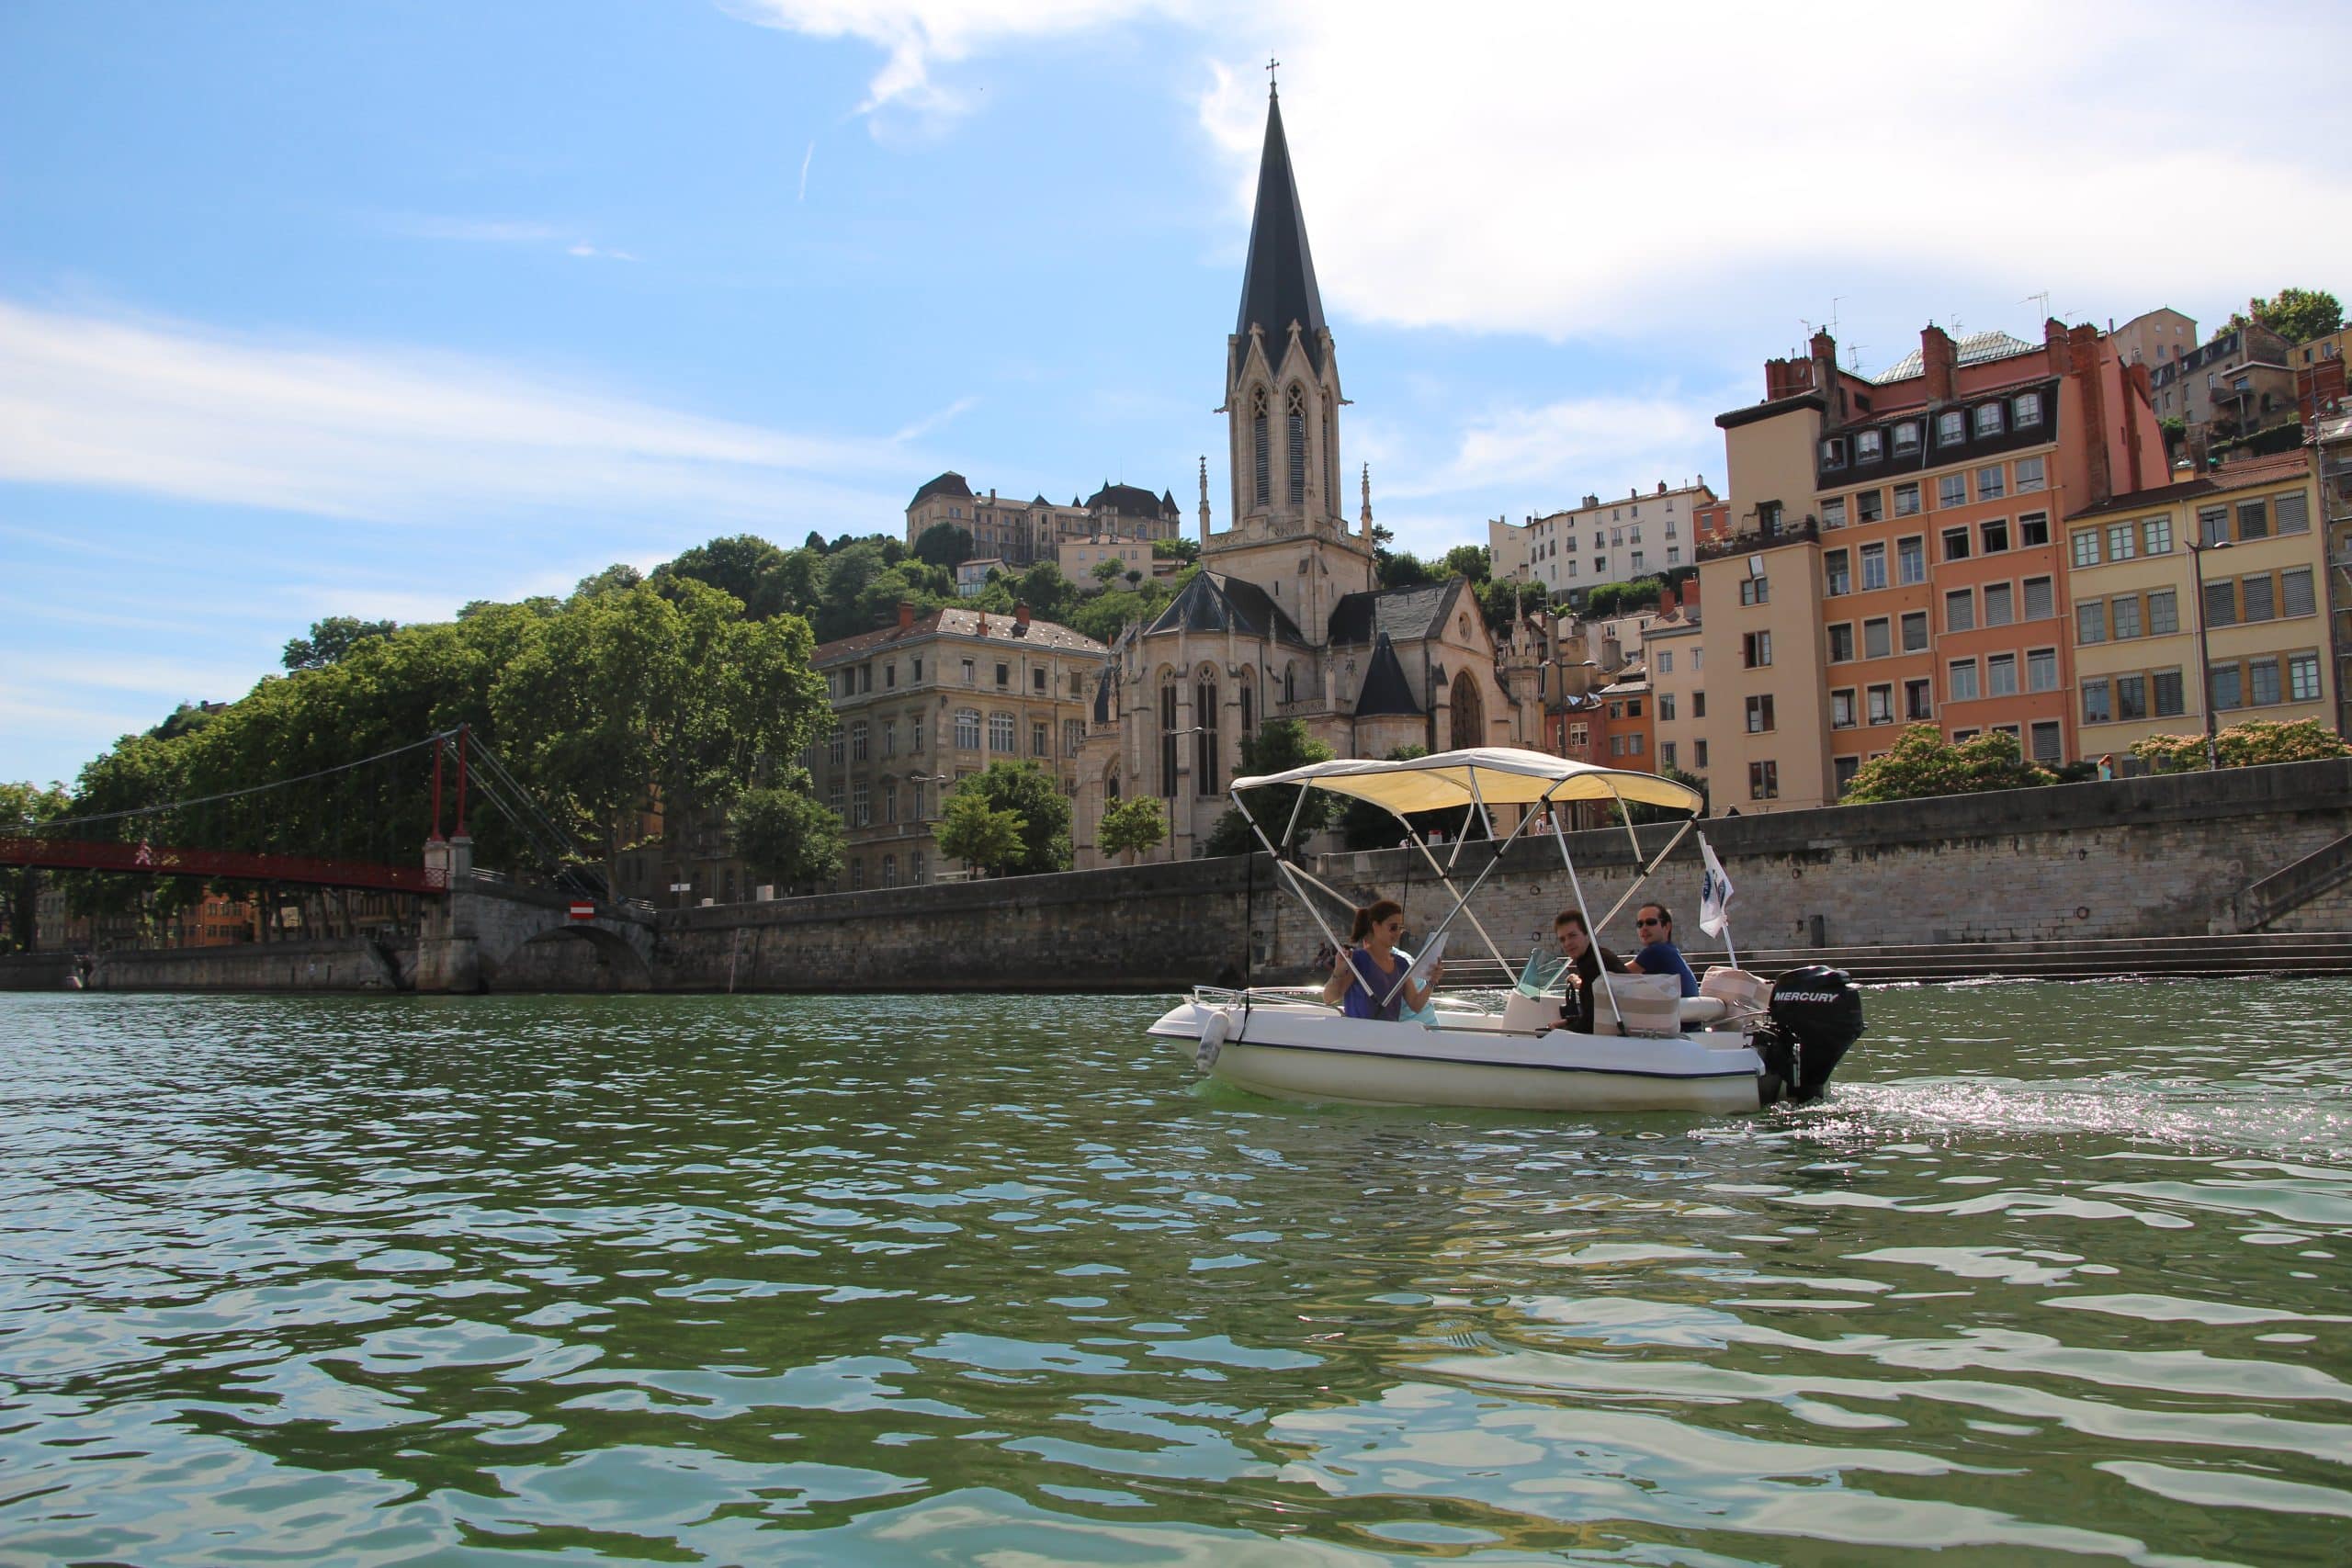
[
  {"left": 1980, "top": 582, "right": 2012, "bottom": 626},
  {"left": 996, "top": 662, "right": 1011, "bottom": 688},
  {"left": 2076, "top": 601, "right": 2108, "bottom": 644},
  {"left": 1867, "top": 684, "right": 1894, "bottom": 725},
  {"left": 955, "top": 708, "right": 981, "bottom": 749},
  {"left": 1693, "top": 739, "right": 1709, "bottom": 768},
  {"left": 2153, "top": 668, "right": 2185, "bottom": 716},
  {"left": 1745, "top": 694, "right": 1775, "bottom": 733},
  {"left": 850, "top": 859, "right": 865, "bottom": 891},
  {"left": 883, "top": 779, "right": 899, "bottom": 824},
  {"left": 910, "top": 781, "right": 926, "bottom": 821},
  {"left": 2083, "top": 677, "right": 2111, "bottom": 725},
  {"left": 1828, "top": 623, "right": 1856, "bottom": 662},
  {"left": 1739, "top": 576, "right": 1769, "bottom": 605},
  {"left": 1987, "top": 652, "right": 2019, "bottom": 697},
  {"left": 1937, "top": 410, "right": 1966, "bottom": 446},
  {"left": 1942, "top": 525, "right": 1971, "bottom": 561},
  {"left": 1892, "top": 423, "right": 1918, "bottom": 455},
  {"left": 881, "top": 719, "right": 897, "bottom": 758},
  {"left": 2023, "top": 576, "right": 2054, "bottom": 619},
  {"left": 2015, "top": 390, "right": 2044, "bottom": 426},
  {"left": 910, "top": 716, "right": 926, "bottom": 752},
  {"left": 1660, "top": 740, "right": 1677, "bottom": 768},
  {"left": 1860, "top": 542, "right": 1888, "bottom": 590},
  {"left": 2277, "top": 491, "right": 2312, "bottom": 535},
  {"left": 2111, "top": 595, "right": 2143, "bottom": 639},
  {"left": 2027, "top": 648, "right": 2058, "bottom": 693},
  {"left": 2199, "top": 506, "right": 2229, "bottom": 547},
  {"left": 1033, "top": 721, "right": 1050, "bottom": 757},
  {"left": 881, "top": 854, "right": 898, "bottom": 888},
  {"left": 962, "top": 658, "right": 976, "bottom": 685},
  {"left": 1821, "top": 438, "right": 1846, "bottom": 468},
  {"left": 828, "top": 722, "right": 844, "bottom": 766},
  {"left": 1857, "top": 430, "right": 1884, "bottom": 462},
  {"left": 1901, "top": 611, "right": 1928, "bottom": 652},
  {"left": 1195, "top": 676, "right": 1218, "bottom": 795},
  {"left": 1159, "top": 683, "right": 1179, "bottom": 795},
  {"left": 2283, "top": 568, "right": 2318, "bottom": 618},
  {"left": 1950, "top": 660, "right": 1980, "bottom": 702},
  {"left": 1905, "top": 678, "right": 1933, "bottom": 720},
  {"left": 2116, "top": 674, "right": 2147, "bottom": 721},
  {"left": 2030, "top": 721, "right": 2063, "bottom": 766},
  {"left": 2250, "top": 657, "right": 2282, "bottom": 705},
  {"left": 1251, "top": 387, "right": 1270, "bottom": 507},
  {"left": 850, "top": 721, "right": 869, "bottom": 762},
  {"left": 1945, "top": 589, "right": 1974, "bottom": 632},
  {"left": 1749, "top": 761, "right": 1779, "bottom": 799},
  {"left": 852, "top": 780, "right": 871, "bottom": 827},
  {"left": 1894, "top": 482, "right": 1921, "bottom": 517},
  {"left": 1832, "top": 688, "right": 1858, "bottom": 728},
  {"left": 2071, "top": 529, "right": 2101, "bottom": 569},
  {"left": 828, "top": 781, "right": 842, "bottom": 815},
  {"left": 2018, "top": 512, "right": 2051, "bottom": 547},
  {"left": 1658, "top": 651, "right": 1674, "bottom": 673},
  {"left": 1939, "top": 474, "right": 1968, "bottom": 509},
  {"left": 1065, "top": 717, "right": 1084, "bottom": 755},
  {"left": 1285, "top": 383, "right": 1307, "bottom": 506},
  {"left": 2107, "top": 522, "right": 2139, "bottom": 562},
  {"left": 1826, "top": 548, "right": 1851, "bottom": 595},
  {"left": 1981, "top": 518, "right": 2010, "bottom": 554},
  {"left": 1897, "top": 536, "right": 1926, "bottom": 584},
  {"left": 1977, "top": 465, "right": 2006, "bottom": 501},
  {"left": 2211, "top": 662, "right": 2243, "bottom": 710},
  {"left": 1973, "top": 402, "right": 2005, "bottom": 437},
  {"left": 2204, "top": 578, "right": 2238, "bottom": 628},
  {"left": 2290, "top": 652, "right": 2323, "bottom": 703},
  {"left": 1863, "top": 617, "right": 1891, "bottom": 659},
  {"left": 1742, "top": 630, "right": 1772, "bottom": 668}
]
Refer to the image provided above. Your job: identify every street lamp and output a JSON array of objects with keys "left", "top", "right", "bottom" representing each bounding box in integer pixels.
[{"left": 2188, "top": 536, "right": 2233, "bottom": 772}]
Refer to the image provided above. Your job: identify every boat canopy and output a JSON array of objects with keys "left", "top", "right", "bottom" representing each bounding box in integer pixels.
[{"left": 1230, "top": 746, "right": 1704, "bottom": 817}]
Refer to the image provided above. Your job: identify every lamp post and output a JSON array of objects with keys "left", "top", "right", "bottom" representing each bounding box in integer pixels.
[{"left": 2188, "top": 536, "right": 2232, "bottom": 772}]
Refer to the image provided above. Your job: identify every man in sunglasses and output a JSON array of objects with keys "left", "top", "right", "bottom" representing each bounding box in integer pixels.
[{"left": 1629, "top": 902, "right": 1700, "bottom": 998}]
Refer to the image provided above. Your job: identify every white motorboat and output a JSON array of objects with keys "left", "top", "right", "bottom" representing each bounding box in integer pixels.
[{"left": 1148, "top": 747, "right": 1862, "bottom": 1113}]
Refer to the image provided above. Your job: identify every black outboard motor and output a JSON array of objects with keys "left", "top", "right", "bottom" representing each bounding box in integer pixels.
[{"left": 1754, "top": 965, "right": 1864, "bottom": 1107}]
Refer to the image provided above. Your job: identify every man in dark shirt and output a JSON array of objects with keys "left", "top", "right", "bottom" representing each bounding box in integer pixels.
[
  {"left": 1632, "top": 902, "right": 1701, "bottom": 998},
  {"left": 1553, "top": 908, "right": 1632, "bottom": 1034}
]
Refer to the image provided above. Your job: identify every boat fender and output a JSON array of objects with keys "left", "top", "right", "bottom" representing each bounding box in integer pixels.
[{"left": 1196, "top": 1010, "right": 1230, "bottom": 1071}]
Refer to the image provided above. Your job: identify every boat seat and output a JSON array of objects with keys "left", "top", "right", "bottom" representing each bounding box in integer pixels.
[
  {"left": 1679, "top": 995, "right": 1728, "bottom": 1026},
  {"left": 1700, "top": 965, "right": 1773, "bottom": 1015},
  {"left": 1599, "top": 973, "right": 1686, "bottom": 1038},
  {"left": 1498, "top": 989, "right": 1558, "bottom": 1033}
]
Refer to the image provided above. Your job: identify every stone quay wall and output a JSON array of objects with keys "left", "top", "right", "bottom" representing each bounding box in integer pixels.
[
  {"left": 655, "top": 759, "right": 2352, "bottom": 992},
  {"left": 0, "top": 936, "right": 409, "bottom": 992}
]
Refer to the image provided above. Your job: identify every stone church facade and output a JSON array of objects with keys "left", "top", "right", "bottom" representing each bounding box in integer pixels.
[{"left": 1073, "top": 85, "right": 1546, "bottom": 866}]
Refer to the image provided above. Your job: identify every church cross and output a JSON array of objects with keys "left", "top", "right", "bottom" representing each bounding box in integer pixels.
[{"left": 1266, "top": 56, "right": 1279, "bottom": 92}]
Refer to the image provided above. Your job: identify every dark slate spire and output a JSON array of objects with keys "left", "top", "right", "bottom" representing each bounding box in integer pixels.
[{"left": 1235, "top": 87, "right": 1327, "bottom": 374}]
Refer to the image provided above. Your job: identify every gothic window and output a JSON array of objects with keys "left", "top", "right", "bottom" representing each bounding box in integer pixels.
[
  {"left": 1195, "top": 672, "right": 1219, "bottom": 795},
  {"left": 1285, "top": 384, "right": 1307, "bottom": 506},
  {"left": 1251, "top": 388, "right": 1271, "bottom": 508},
  {"left": 1325, "top": 405, "right": 1339, "bottom": 514},
  {"left": 1160, "top": 681, "right": 1180, "bottom": 797},
  {"left": 1283, "top": 662, "right": 1296, "bottom": 704},
  {"left": 1238, "top": 679, "right": 1254, "bottom": 737}
]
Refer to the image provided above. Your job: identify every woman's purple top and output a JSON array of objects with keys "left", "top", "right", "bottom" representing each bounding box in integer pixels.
[{"left": 1340, "top": 946, "right": 1407, "bottom": 1021}]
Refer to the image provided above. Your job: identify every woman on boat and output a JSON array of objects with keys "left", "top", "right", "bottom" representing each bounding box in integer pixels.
[{"left": 1321, "top": 899, "right": 1442, "bottom": 1021}]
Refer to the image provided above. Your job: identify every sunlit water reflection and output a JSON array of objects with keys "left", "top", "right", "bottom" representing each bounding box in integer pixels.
[{"left": 2, "top": 980, "right": 2346, "bottom": 1564}]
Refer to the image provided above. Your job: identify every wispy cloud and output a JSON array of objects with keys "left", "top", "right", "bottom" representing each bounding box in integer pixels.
[
  {"left": 378, "top": 211, "right": 637, "bottom": 262},
  {"left": 891, "top": 395, "right": 978, "bottom": 444},
  {"left": 798, "top": 140, "right": 816, "bottom": 200},
  {"left": 0, "top": 299, "right": 916, "bottom": 527}
]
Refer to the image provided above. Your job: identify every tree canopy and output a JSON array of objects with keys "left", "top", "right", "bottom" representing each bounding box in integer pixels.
[
  {"left": 2239, "top": 288, "right": 2344, "bottom": 344},
  {"left": 943, "top": 761, "right": 1071, "bottom": 875},
  {"left": 282, "top": 616, "right": 399, "bottom": 671},
  {"left": 936, "top": 790, "right": 1027, "bottom": 878},
  {"left": 1097, "top": 795, "right": 1167, "bottom": 864},
  {"left": 728, "top": 773, "right": 846, "bottom": 893},
  {"left": 1204, "top": 719, "right": 1335, "bottom": 856},
  {"left": 2129, "top": 718, "right": 2352, "bottom": 773},
  {"left": 1839, "top": 724, "right": 2056, "bottom": 805},
  {"left": 912, "top": 522, "right": 973, "bottom": 570}
]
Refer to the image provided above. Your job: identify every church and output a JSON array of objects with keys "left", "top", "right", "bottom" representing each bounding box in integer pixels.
[{"left": 1073, "top": 84, "right": 1546, "bottom": 866}]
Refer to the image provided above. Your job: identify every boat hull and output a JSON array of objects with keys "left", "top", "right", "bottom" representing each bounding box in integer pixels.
[{"left": 1148, "top": 997, "right": 1765, "bottom": 1115}]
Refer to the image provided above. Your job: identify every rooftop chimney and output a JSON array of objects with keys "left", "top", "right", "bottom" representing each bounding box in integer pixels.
[
  {"left": 1013, "top": 601, "right": 1032, "bottom": 636},
  {"left": 898, "top": 600, "right": 917, "bottom": 631},
  {"left": 1921, "top": 324, "right": 1959, "bottom": 404}
]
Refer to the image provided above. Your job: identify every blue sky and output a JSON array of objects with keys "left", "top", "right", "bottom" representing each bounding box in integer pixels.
[{"left": 6, "top": 0, "right": 2350, "bottom": 788}]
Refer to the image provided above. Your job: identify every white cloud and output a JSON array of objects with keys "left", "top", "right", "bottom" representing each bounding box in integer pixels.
[
  {"left": 379, "top": 214, "right": 566, "bottom": 245},
  {"left": 0, "top": 299, "right": 914, "bottom": 528},
  {"left": 1195, "top": 2, "right": 2352, "bottom": 344}
]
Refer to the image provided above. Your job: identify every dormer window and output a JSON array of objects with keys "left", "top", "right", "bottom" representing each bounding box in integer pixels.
[
  {"left": 1855, "top": 430, "right": 1883, "bottom": 462},
  {"left": 2014, "top": 390, "right": 2044, "bottom": 427},
  {"left": 1973, "top": 402, "right": 2005, "bottom": 437},
  {"left": 1937, "top": 410, "right": 1966, "bottom": 446},
  {"left": 1820, "top": 437, "right": 1846, "bottom": 468}
]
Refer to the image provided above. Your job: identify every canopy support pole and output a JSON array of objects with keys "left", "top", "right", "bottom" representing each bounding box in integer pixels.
[
  {"left": 1552, "top": 806, "right": 1622, "bottom": 1033},
  {"left": 1591, "top": 817, "right": 1696, "bottom": 936},
  {"left": 1229, "top": 790, "right": 1347, "bottom": 979},
  {"left": 1374, "top": 771, "right": 1543, "bottom": 1009}
]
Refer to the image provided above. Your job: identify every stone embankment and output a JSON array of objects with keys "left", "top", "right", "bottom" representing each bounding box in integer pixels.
[{"left": 8, "top": 759, "right": 2352, "bottom": 994}]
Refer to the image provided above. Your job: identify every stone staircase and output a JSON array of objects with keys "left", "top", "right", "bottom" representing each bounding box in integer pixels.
[
  {"left": 1440, "top": 931, "right": 2352, "bottom": 988},
  {"left": 2234, "top": 829, "right": 2352, "bottom": 931}
]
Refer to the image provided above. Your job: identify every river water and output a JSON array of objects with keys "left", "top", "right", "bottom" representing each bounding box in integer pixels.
[{"left": 1, "top": 982, "right": 2346, "bottom": 1565}]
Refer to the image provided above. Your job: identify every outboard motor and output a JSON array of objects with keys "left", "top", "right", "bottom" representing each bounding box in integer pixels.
[{"left": 1754, "top": 965, "right": 1863, "bottom": 1106}]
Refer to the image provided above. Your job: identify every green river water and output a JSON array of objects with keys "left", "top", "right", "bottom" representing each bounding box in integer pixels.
[{"left": 1, "top": 981, "right": 2347, "bottom": 1566}]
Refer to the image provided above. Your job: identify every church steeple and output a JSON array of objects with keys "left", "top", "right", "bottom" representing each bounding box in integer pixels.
[{"left": 1234, "top": 85, "right": 1328, "bottom": 376}]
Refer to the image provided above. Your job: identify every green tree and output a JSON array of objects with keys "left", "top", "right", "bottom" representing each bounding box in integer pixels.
[
  {"left": 2130, "top": 717, "right": 2352, "bottom": 773},
  {"left": 653, "top": 535, "right": 795, "bottom": 620},
  {"left": 1840, "top": 724, "right": 2056, "bottom": 804},
  {"left": 1376, "top": 549, "right": 1434, "bottom": 590},
  {"left": 1474, "top": 576, "right": 1524, "bottom": 637},
  {"left": 282, "top": 615, "right": 399, "bottom": 671},
  {"left": 2247, "top": 288, "right": 2343, "bottom": 344},
  {"left": 1091, "top": 557, "right": 1126, "bottom": 586},
  {"left": 913, "top": 522, "right": 974, "bottom": 570},
  {"left": 1442, "top": 543, "right": 1491, "bottom": 582},
  {"left": 1152, "top": 536, "right": 1200, "bottom": 565},
  {"left": 1097, "top": 795, "right": 1167, "bottom": 864},
  {"left": 946, "top": 760, "right": 1071, "bottom": 874},
  {"left": 1, "top": 780, "right": 70, "bottom": 952},
  {"left": 1012, "top": 559, "right": 1079, "bottom": 624},
  {"left": 729, "top": 773, "right": 845, "bottom": 891},
  {"left": 936, "top": 789, "right": 1027, "bottom": 878},
  {"left": 571, "top": 563, "right": 645, "bottom": 600},
  {"left": 1616, "top": 764, "right": 1708, "bottom": 825},
  {"left": 1204, "top": 719, "right": 1335, "bottom": 855},
  {"left": 1583, "top": 578, "right": 1666, "bottom": 620}
]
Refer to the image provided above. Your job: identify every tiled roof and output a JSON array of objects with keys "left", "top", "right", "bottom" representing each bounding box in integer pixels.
[
  {"left": 814, "top": 605, "right": 1106, "bottom": 663},
  {"left": 1089, "top": 482, "right": 1178, "bottom": 519},
  {"left": 2064, "top": 451, "right": 2312, "bottom": 521},
  {"left": 1352, "top": 632, "right": 1420, "bottom": 716},
  {"left": 1872, "top": 331, "right": 2040, "bottom": 386},
  {"left": 910, "top": 471, "right": 974, "bottom": 506},
  {"left": 1327, "top": 579, "right": 1461, "bottom": 646}
]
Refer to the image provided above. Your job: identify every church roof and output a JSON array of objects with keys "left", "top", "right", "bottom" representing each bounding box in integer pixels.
[
  {"left": 1089, "top": 481, "right": 1177, "bottom": 519},
  {"left": 910, "top": 470, "right": 973, "bottom": 507},
  {"left": 1353, "top": 633, "right": 1421, "bottom": 716},
  {"left": 1145, "top": 570, "right": 1310, "bottom": 647},
  {"left": 1327, "top": 579, "right": 1464, "bottom": 646},
  {"left": 1093, "top": 665, "right": 1116, "bottom": 725},
  {"left": 1235, "top": 88, "right": 1328, "bottom": 374}
]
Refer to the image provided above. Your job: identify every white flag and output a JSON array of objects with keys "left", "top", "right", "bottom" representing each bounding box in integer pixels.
[{"left": 1698, "top": 833, "right": 1736, "bottom": 937}]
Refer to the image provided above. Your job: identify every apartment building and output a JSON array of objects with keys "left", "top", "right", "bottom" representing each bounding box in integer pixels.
[
  {"left": 808, "top": 602, "right": 1104, "bottom": 891},
  {"left": 906, "top": 473, "right": 1182, "bottom": 570},
  {"left": 1646, "top": 595, "right": 1707, "bottom": 783},
  {"left": 2065, "top": 453, "right": 2329, "bottom": 755},
  {"left": 1704, "top": 320, "right": 2169, "bottom": 807},
  {"left": 2322, "top": 412, "right": 2352, "bottom": 735},
  {"left": 2109, "top": 307, "right": 2198, "bottom": 375},
  {"left": 1489, "top": 479, "right": 1716, "bottom": 595},
  {"left": 2149, "top": 321, "right": 2294, "bottom": 443}
]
